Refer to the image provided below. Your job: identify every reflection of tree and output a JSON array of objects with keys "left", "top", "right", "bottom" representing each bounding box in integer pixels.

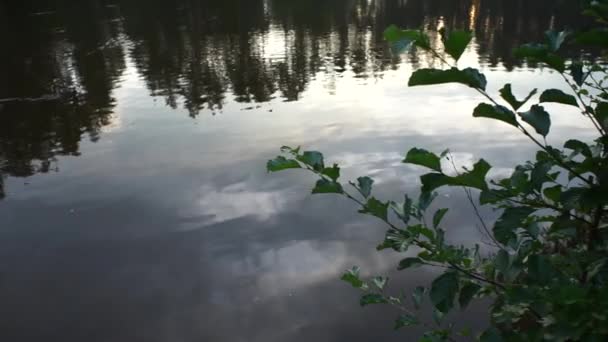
[
  {"left": 0, "top": 0, "right": 593, "bottom": 198},
  {"left": 0, "top": 1, "right": 123, "bottom": 198}
]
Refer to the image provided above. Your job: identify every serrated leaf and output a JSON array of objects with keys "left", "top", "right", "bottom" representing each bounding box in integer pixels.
[
  {"left": 519, "top": 105, "right": 551, "bottom": 137},
  {"left": 430, "top": 272, "right": 459, "bottom": 313},
  {"left": 298, "top": 151, "right": 325, "bottom": 171},
  {"left": 499, "top": 84, "right": 538, "bottom": 111},
  {"left": 441, "top": 29, "right": 473, "bottom": 61},
  {"left": 493, "top": 207, "right": 536, "bottom": 244},
  {"left": 433, "top": 208, "right": 449, "bottom": 229},
  {"left": 404, "top": 148, "right": 442, "bottom": 172},
  {"left": 459, "top": 282, "right": 481, "bottom": 309},
  {"left": 360, "top": 198, "right": 389, "bottom": 221},
  {"left": 267, "top": 156, "right": 301, "bottom": 172},
  {"left": 394, "top": 314, "right": 419, "bottom": 329},
  {"left": 360, "top": 294, "right": 388, "bottom": 306},
  {"left": 398, "top": 257, "right": 424, "bottom": 270},
  {"left": 421, "top": 159, "right": 491, "bottom": 192},
  {"left": 312, "top": 179, "right": 343, "bottom": 194},
  {"left": 473, "top": 103, "right": 518, "bottom": 127},
  {"left": 409, "top": 67, "right": 487, "bottom": 90},
  {"left": 539, "top": 89, "right": 578, "bottom": 107},
  {"left": 322, "top": 164, "right": 340, "bottom": 181},
  {"left": 356, "top": 176, "right": 374, "bottom": 198}
]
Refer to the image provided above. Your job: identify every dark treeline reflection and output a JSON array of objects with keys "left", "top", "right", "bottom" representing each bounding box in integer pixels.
[{"left": 0, "top": 0, "right": 592, "bottom": 198}]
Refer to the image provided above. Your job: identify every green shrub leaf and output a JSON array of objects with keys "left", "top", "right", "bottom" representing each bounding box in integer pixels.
[
  {"left": 404, "top": 148, "right": 442, "bottom": 172},
  {"left": 267, "top": 156, "right": 301, "bottom": 172},
  {"left": 473, "top": 103, "right": 518, "bottom": 127},
  {"left": 514, "top": 44, "right": 566, "bottom": 72},
  {"left": 433, "top": 208, "right": 449, "bottom": 229},
  {"left": 519, "top": 105, "right": 551, "bottom": 137},
  {"left": 441, "top": 29, "right": 473, "bottom": 61},
  {"left": 398, "top": 257, "right": 424, "bottom": 270},
  {"left": 394, "top": 314, "right": 419, "bottom": 329},
  {"left": 360, "top": 294, "right": 388, "bottom": 306},
  {"left": 539, "top": 89, "right": 578, "bottom": 107},
  {"left": 493, "top": 207, "right": 536, "bottom": 244},
  {"left": 298, "top": 151, "right": 325, "bottom": 171},
  {"left": 341, "top": 267, "right": 364, "bottom": 288},
  {"left": 360, "top": 198, "right": 389, "bottom": 221},
  {"left": 421, "top": 159, "right": 491, "bottom": 192},
  {"left": 409, "top": 67, "right": 487, "bottom": 90},
  {"left": 499, "top": 84, "right": 537, "bottom": 111},
  {"left": 430, "top": 271, "right": 459, "bottom": 313},
  {"left": 322, "top": 164, "right": 341, "bottom": 181},
  {"left": 312, "top": 179, "right": 343, "bottom": 194},
  {"left": 356, "top": 176, "right": 374, "bottom": 198},
  {"left": 459, "top": 282, "right": 481, "bottom": 309}
]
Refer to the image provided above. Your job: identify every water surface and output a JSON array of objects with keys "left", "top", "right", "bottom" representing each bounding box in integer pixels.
[{"left": 0, "top": 1, "right": 599, "bottom": 341}]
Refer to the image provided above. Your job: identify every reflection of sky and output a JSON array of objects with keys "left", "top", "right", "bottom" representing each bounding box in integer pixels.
[{"left": 0, "top": 29, "right": 600, "bottom": 342}]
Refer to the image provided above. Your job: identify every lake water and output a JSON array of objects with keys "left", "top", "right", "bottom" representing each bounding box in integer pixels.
[{"left": 0, "top": 0, "right": 600, "bottom": 341}]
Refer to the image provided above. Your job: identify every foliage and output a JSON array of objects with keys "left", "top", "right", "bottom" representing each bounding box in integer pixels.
[{"left": 267, "top": 3, "right": 608, "bottom": 341}]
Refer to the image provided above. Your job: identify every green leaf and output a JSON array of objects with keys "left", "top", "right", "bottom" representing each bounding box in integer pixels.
[
  {"left": 543, "top": 185, "right": 562, "bottom": 203},
  {"left": 473, "top": 103, "right": 518, "bottom": 127},
  {"left": 539, "top": 89, "right": 578, "bottom": 107},
  {"left": 312, "top": 179, "right": 343, "bottom": 194},
  {"left": 409, "top": 67, "right": 487, "bottom": 90},
  {"left": 378, "top": 229, "right": 412, "bottom": 252},
  {"left": 404, "top": 148, "right": 442, "bottom": 172},
  {"left": 360, "top": 294, "right": 388, "bottom": 306},
  {"left": 575, "top": 28, "right": 608, "bottom": 48},
  {"left": 514, "top": 44, "right": 565, "bottom": 72},
  {"left": 459, "top": 282, "right": 481, "bottom": 309},
  {"left": 421, "top": 159, "right": 491, "bottom": 192},
  {"left": 356, "top": 176, "right": 374, "bottom": 198},
  {"left": 394, "top": 314, "right": 419, "bottom": 330},
  {"left": 494, "top": 249, "right": 511, "bottom": 275},
  {"left": 267, "top": 156, "right": 301, "bottom": 172},
  {"left": 570, "top": 62, "right": 585, "bottom": 86},
  {"left": 412, "top": 286, "right": 425, "bottom": 309},
  {"left": 531, "top": 161, "right": 552, "bottom": 190},
  {"left": 545, "top": 30, "right": 569, "bottom": 52},
  {"left": 360, "top": 198, "right": 389, "bottom": 221},
  {"left": 373, "top": 276, "right": 388, "bottom": 290},
  {"left": 322, "top": 164, "right": 340, "bottom": 181},
  {"left": 493, "top": 207, "right": 536, "bottom": 245},
  {"left": 527, "top": 254, "right": 555, "bottom": 284},
  {"left": 433, "top": 208, "right": 449, "bottom": 229},
  {"left": 298, "top": 151, "right": 324, "bottom": 171},
  {"left": 519, "top": 105, "right": 551, "bottom": 137},
  {"left": 418, "top": 191, "right": 437, "bottom": 212},
  {"left": 441, "top": 29, "right": 473, "bottom": 61},
  {"left": 430, "top": 272, "right": 459, "bottom": 313},
  {"left": 341, "top": 266, "right": 364, "bottom": 288},
  {"left": 594, "top": 102, "right": 608, "bottom": 130},
  {"left": 564, "top": 139, "right": 592, "bottom": 157},
  {"left": 499, "top": 84, "right": 538, "bottom": 111},
  {"left": 398, "top": 257, "right": 424, "bottom": 270}
]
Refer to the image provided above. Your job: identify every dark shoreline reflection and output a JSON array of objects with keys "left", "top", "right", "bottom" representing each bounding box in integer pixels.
[{"left": 0, "top": 0, "right": 594, "bottom": 199}]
